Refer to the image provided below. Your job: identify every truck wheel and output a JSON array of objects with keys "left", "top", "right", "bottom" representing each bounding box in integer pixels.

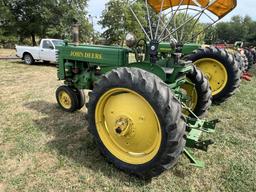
[
  {"left": 87, "top": 67, "right": 186, "bottom": 179},
  {"left": 186, "top": 47, "right": 241, "bottom": 103},
  {"left": 23, "top": 53, "right": 34, "bottom": 65},
  {"left": 56, "top": 85, "right": 79, "bottom": 112},
  {"left": 181, "top": 65, "right": 212, "bottom": 117}
]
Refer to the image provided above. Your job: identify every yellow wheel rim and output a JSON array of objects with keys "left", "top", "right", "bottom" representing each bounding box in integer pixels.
[
  {"left": 194, "top": 58, "right": 228, "bottom": 96},
  {"left": 181, "top": 79, "right": 198, "bottom": 115},
  {"left": 95, "top": 88, "right": 162, "bottom": 165},
  {"left": 58, "top": 91, "right": 72, "bottom": 109}
]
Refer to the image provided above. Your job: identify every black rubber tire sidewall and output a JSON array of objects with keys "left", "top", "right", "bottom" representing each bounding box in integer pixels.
[
  {"left": 23, "top": 53, "right": 34, "bottom": 65},
  {"left": 186, "top": 65, "right": 212, "bottom": 117},
  {"left": 87, "top": 67, "right": 186, "bottom": 179},
  {"left": 244, "top": 49, "right": 254, "bottom": 70},
  {"left": 186, "top": 47, "right": 241, "bottom": 103},
  {"left": 74, "top": 89, "right": 85, "bottom": 110},
  {"left": 56, "top": 85, "right": 79, "bottom": 112}
]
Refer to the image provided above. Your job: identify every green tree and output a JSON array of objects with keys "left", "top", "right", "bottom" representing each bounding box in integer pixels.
[
  {"left": 168, "top": 13, "right": 206, "bottom": 43},
  {"left": 243, "top": 15, "right": 256, "bottom": 44},
  {"left": 0, "top": 0, "right": 92, "bottom": 45},
  {"left": 213, "top": 15, "right": 256, "bottom": 44},
  {"left": 0, "top": 0, "right": 19, "bottom": 47},
  {"left": 215, "top": 22, "right": 232, "bottom": 43},
  {"left": 99, "top": 0, "right": 146, "bottom": 45},
  {"left": 45, "top": 0, "right": 93, "bottom": 43},
  {"left": 204, "top": 25, "right": 217, "bottom": 44}
]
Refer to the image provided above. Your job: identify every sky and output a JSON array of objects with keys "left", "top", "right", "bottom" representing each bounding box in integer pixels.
[{"left": 88, "top": 0, "right": 256, "bottom": 32}]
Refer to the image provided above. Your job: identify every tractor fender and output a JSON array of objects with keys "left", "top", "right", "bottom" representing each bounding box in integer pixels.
[{"left": 125, "top": 62, "right": 167, "bottom": 81}]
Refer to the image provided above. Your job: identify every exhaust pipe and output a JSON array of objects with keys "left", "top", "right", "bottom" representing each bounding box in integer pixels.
[{"left": 72, "top": 19, "right": 79, "bottom": 46}]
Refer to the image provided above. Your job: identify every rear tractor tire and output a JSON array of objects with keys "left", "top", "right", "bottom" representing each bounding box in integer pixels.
[
  {"left": 226, "top": 49, "right": 245, "bottom": 73},
  {"left": 56, "top": 86, "right": 85, "bottom": 112},
  {"left": 186, "top": 47, "right": 241, "bottom": 103},
  {"left": 244, "top": 49, "right": 254, "bottom": 71},
  {"left": 87, "top": 67, "right": 186, "bottom": 179},
  {"left": 181, "top": 65, "right": 212, "bottom": 117}
]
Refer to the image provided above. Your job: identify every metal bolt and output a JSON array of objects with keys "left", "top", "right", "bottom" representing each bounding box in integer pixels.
[{"left": 115, "top": 127, "right": 122, "bottom": 134}]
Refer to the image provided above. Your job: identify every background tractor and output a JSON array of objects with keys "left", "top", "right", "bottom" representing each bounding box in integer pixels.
[
  {"left": 159, "top": 32, "right": 241, "bottom": 103},
  {"left": 184, "top": 45, "right": 241, "bottom": 103},
  {"left": 55, "top": 0, "right": 236, "bottom": 178},
  {"left": 159, "top": 42, "right": 241, "bottom": 103},
  {"left": 216, "top": 41, "right": 255, "bottom": 81}
]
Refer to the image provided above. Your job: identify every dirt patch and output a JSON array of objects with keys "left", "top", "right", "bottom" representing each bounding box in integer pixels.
[
  {"left": 0, "top": 183, "right": 7, "bottom": 192},
  {"left": 4, "top": 155, "right": 33, "bottom": 177},
  {"left": 34, "top": 152, "right": 58, "bottom": 171}
]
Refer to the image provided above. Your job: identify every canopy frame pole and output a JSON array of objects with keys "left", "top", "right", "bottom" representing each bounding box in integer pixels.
[
  {"left": 188, "top": 9, "right": 205, "bottom": 42},
  {"left": 149, "top": 8, "right": 177, "bottom": 41},
  {"left": 158, "top": 0, "right": 185, "bottom": 41},
  {"left": 167, "top": 0, "right": 178, "bottom": 41},
  {"left": 190, "top": 19, "right": 218, "bottom": 42},
  {"left": 145, "top": 0, "right": 154, "bottom": 40},
  {"left": 154, "top": 0, "right": 165, "bottom": 40},
  {"left": 172, "top": 0, "right": 179, "bottom": 41},
  {"left": 167, "top": 7, "right": 217, "bottom": 22},
  {"left": 129, "top": 6, "right": 151, "bottom": 41},
  {"left": 160, "top": 3, "right": 214, "bottom": 42},
  {"left": 182, "top": 0, "right": 218, "bottom": 42},
  {"left": 204, "top": 12, "right": 217, "bottom": 22},
  {"left": 180, "top": 0, "right": 191, "bottom": 42},
  {"left": 160, "top": 11, "right": 201, "bottom": 41},
  {"left": 165, "top": 0, "right": 180, "bottom": 41},
  {"left": 160, "top": 19, "right": 176, "bottom": 41}
]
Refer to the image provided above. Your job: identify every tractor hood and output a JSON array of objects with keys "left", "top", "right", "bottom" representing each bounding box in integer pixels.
[{"left": 158, "top": 42, "right": 201, "bottom": 55}]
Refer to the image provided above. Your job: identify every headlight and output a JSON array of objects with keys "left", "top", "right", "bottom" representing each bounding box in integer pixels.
[{"left": 125, "top": 33, "right": 137, "bottom": 48}]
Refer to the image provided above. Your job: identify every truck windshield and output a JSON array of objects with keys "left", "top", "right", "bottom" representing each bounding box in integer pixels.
[{"left": 52, "top": 40, "right": 64, "bottom": 46}]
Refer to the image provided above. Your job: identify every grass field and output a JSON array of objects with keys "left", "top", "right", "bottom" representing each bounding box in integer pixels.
[
  {"left": 0, "top": 60, "right": 256, "bottom": 192},
  {"left": 0, "top": 49, "right": 16, "bottom": 58}
]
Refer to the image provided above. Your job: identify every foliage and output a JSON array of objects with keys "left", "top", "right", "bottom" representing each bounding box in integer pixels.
[
  {"left": 167, "top": 13, "right": 205, "bottom": 44},
  {"left": 204, "top": 25, "right": 217, "bottom": 45},
  {"left": 205, "top": 15, "right": 256, "bottom": 45},
  {"left": 99, "top": 0, "right": 146, "bottom": 45},
  {"left": 0, "top": 0, "right": 92, "bottom": 46}
]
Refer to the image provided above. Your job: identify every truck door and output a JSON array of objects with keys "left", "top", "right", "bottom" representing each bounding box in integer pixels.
[{"left": 40, "top": 40, "right": 56, "bottom": 62}]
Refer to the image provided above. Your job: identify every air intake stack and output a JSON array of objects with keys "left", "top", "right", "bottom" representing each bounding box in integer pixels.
[{"left": 72, "top": 19, "right": 79, "bottom": 46}]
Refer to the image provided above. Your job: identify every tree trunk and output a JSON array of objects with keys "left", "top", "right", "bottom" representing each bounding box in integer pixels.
[
  {"left": 19, "top": 36, "right": 24, "bottom": 44},
  {"left": 31, "top": 33, "right": 36, "bottom": 46}
]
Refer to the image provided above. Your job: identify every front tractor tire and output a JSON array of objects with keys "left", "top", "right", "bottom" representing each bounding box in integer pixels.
[
  {"left": 75, "top": 89, "right": 85, "bottom": 110},
  {"left": 87, "top": 68, "right": 186, "bottom": 179},
  {"left": 181, "top": 65, "right": 212, "bottom": 117},
  {"left": 56, "top": 86, "right": 85, "bottom": 112},
  {"left": 186, "top": 47, "right": 241, "bottom": 103}
]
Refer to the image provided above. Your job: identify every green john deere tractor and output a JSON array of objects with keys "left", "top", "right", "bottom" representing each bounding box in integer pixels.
[{"left": 55, "top": 0, "right": 236, "bottom": 178}]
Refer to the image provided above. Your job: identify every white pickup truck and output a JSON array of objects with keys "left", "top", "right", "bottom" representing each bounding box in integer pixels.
[{"left": 16, "top": 39, "right": 64, "bottom": 64}]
